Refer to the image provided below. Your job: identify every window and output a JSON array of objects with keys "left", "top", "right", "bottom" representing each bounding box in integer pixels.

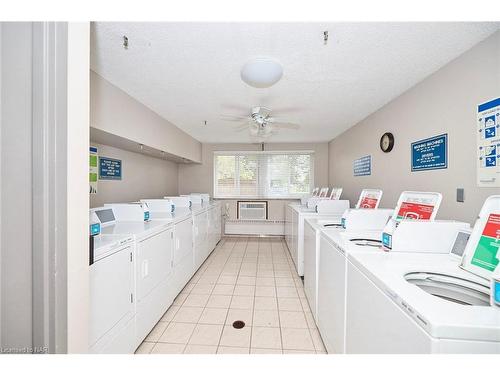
[{"left": 214, "top": 151, "right": 314, "bottom": 198}]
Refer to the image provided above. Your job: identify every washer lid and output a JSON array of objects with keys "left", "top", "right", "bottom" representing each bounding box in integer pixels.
[
  {"left": 355, "top": 189, "right": 383, "bottom": 209},
  {"left": 460, "top": 195, "right": 500, "bottom": 281},
  {"left": 405, "top": 271, "right": 490, "bottom": 306},
  {"left": 392, "top": 191, "right": 442, "bottom": 222}
]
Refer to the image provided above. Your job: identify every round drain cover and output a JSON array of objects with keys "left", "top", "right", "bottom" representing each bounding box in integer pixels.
[{"left": 232, "top": 320, "right": 245, "bottom": 329}]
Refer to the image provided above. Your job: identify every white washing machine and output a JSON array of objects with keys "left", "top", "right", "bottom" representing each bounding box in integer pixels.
[
  {"left": 303, "top": 189, "right": 386, "bottom": 321},
  {"left": 288, "top": 199, "right": 350, "bottom": 277},
  {"left": 316, "top": 191, "right": 452, "bottom": 353},
  {"left": 304, "top": 217, "right": 351, "bottom": 320},
  {"left": 346, "top": 251, "right": 499, "bottom": 353},
  {"left": 345, "top": 195, "right": 500, "bottom": 353},
  {"left": 95, "top": 203, "right": 174, "bottom": 348},
  {"left": 89, "top": 232, "right": 136, "bottom": 354}
]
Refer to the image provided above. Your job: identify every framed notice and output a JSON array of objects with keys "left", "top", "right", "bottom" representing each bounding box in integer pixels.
[
  {"left": 411, "top": 134, "right": 447, "bottom": 172},
  {"left": 99, "top": 157, "right": 122, "bottom": 180},
  {"left": 353, "top": 155, "right": 371, "bottom": 176}
]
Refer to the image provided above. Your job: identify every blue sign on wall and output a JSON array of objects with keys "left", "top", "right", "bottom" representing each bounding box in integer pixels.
[
  {"left": 99, "top": 157, "right": 122, "bottom": 180},
  {"left": 354, "top": 155, "right": 371, "bottom": 176},
  {"left": 411, "top": 134, "right": 447, "bottom": 172}
]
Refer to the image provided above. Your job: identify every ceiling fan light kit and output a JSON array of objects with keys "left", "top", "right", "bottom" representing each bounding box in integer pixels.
[
  {"left": 240, "top": 57, "right": 283, "bottom": 88},
  {"left": 222, "top": 105, "right": 300, "bottom": 141}
]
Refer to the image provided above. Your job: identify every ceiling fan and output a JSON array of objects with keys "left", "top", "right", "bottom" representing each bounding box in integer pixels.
[{"left": 221, "top": 106, "right": 300, "bottom": 140}]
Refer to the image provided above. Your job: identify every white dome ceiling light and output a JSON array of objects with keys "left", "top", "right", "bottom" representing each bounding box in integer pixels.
[{"left": 240, "top": 58, "right": 283, "bottom": 88}]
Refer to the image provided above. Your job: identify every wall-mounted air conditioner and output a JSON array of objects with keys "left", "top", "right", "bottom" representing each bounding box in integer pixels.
[{"left": 237, "top": 201, "right": 268, "bottom": 220}]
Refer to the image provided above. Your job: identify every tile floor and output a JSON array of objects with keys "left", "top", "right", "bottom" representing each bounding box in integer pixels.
[{"left": 135, "top": 236, "right": 327, "bottom": 354}]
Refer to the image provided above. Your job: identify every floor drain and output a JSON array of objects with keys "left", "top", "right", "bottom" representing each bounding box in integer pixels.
[{"left": 232, "top": 320, "right": 245, "bottom": 329}]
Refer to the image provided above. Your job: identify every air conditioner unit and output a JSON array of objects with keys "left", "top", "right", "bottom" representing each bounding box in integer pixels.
[{"left": 237, "top": 201, "right": 268, "bottom": 220}]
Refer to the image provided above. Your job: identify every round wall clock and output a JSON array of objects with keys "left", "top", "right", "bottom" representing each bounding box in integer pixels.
[{"left": 380, "top": 132, "right": 395, "bottom": 153}]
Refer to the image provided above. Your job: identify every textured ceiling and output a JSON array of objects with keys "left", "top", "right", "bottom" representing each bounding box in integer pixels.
[{"left": 91, "top": 22, "right": 499, "bottom": 143}]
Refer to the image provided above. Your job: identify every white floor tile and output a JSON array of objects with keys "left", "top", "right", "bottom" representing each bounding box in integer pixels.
[
  {"left": 251, "top": 326, "right": 282, "bottom": 349},
  {"left": 188, "top": 324, "right": 223, "bottom": 346},
  {"left": 281, "top": 328, "right": 315, "bottom": 351},
  {"left": 158, "top": 322, "right": 196, "bottom": 344},
  {"left": 255, "top": 286, "right": 276, "bottom": 297},
  {"left": 230, "top": 295, "right": 254, "bottom": 309},
  {"left": 199, "top": 308, "right": 228, "bottom": 325},
  {"left": 135, "top": 342, "right": 154, "bottom": 354},
  {"left": 255, "top": 277, "right": 275, "bottom": 286},
  {"left": 254, "top": 296, "right": 278, "bottom": 311},
  {"left": 206, "top": 294, "right": 232, "bottom": 309},
  {"left": 190, "top": 283, "right": 215, "bottom": 295},
  {"left": 151, "top": 343, "right": 186, "bottom": 354},
  {"left": 277, "top": 297, "right": 303, "bottom": 311},
  {"left": 276, "top": 286, "right": 299, "bottom": 298},
  {"left": 184, "top": 344, "right": 218, "bottom": 354},
  {"left": 233, "top": 284, "right": 255, "bottom": 296},
  {"left": 279, "top": 311, "right": 308, "bottom": 328},
  {"left": 144, "top": 322, "right": 169, "bottom": 342},
  {"left": 171, "top": 306, "right": 204, "bottom": 323},
  {"left": 219, "top": 325, "right": 251, "bottom": 347},
  {"left": 236, "top": 276, "right": 256, "bottom": 286},
  {"left": 160, "top": 305, "right": 180, "bottom": 322},
  {"left": 253, "top": 309, "right": 279, "bottom": 327},
  {"left": 226, "top": 308, "right": 253, "bottom": 326}
]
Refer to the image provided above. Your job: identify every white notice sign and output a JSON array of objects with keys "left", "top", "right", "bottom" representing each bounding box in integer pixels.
[{"left": 477, "top": 98, "right": 500, "bottom": 187}]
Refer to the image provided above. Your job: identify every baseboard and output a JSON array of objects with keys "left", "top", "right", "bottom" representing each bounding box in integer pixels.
[{"left": 224, "top": 219, "right": 285, "bottom": 236}]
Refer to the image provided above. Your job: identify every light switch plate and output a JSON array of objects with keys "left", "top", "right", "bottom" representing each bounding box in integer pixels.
[{"left": 456, "top": 188, "right": 465, "bottom": 203}]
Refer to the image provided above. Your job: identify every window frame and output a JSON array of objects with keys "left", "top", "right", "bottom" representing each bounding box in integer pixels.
[{"left": 213, "top": 150, "right": 315, "bottom": 199}]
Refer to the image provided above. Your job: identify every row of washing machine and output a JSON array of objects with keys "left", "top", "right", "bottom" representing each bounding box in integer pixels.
[
  {"left": 88, "top": 193, "right": 222, "bottom": 353},
  {"left": 288, "top": 190, "right": 500, "bottom": 353}
]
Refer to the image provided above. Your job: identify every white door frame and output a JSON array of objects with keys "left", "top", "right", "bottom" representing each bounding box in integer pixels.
[{"left": 32, "top": 22, "right": 70, "bottom": 354}]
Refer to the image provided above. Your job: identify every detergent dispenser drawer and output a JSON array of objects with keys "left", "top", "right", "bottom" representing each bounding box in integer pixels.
[{"left": 405, "top": 272, "right": 490, "bottom": 306}]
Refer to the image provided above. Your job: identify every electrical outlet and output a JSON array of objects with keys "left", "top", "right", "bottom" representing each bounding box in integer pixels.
[{"left": 456, "top": 188, "right": 465, "bottom": 203}]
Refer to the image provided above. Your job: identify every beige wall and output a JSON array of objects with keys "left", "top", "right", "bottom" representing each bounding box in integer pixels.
[
  {"left": 178, "top": 142, "right": 329, "bottom": 220},
  {"left": 329, "top": 31, "right": 500, "bottom": 224},
  {"left": 90, "top": 71, "right": 202, "bottom": 163},
  {"left": 90, "top": 143, "right": 178, "bottom": 208}
]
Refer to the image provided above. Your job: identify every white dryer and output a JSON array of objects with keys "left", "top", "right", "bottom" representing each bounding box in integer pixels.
[
  {"left": 141, "top": 198, "right": 195, "bottom": 299},
  {"left": 96, "top": 203, "right": 175, "bottom": 348},
  {"left": 89, "top": 231, "right": 136, "bottom": 354}
]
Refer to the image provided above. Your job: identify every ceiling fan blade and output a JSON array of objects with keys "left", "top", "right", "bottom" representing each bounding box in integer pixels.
[
  {"left": 220, "top": 103, "right": 251, "bottom": 114},
  {"left": 271, "top": 106, "right": 304, "bottom": 114},
  {"left": 272, "top": 122, "right": 300, "bottom": 130},
  {"left": 234, "top": 125, "right": 249, "bottom": 132},
  {"left": 220, "top": 114, "right": 249, "bottom": 121}
]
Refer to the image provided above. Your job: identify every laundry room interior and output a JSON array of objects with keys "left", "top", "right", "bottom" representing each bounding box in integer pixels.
[{"left": 1, "top": 2, "right": 500, "bottom": 368}]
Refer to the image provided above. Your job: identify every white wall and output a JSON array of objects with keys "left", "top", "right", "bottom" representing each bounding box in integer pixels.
[
  {"left": 329, "top": 31, "right": 500, "bottom": 224},
  {"left": 66, "top": 22, "right": 90, "bottom": 353},
  {"left": 90, "top": 71, "right": 202, "bottom": 163},
  {"left": 0, "top": 22, "right": 33, "bottom": 350},
  {"left": 178, "top": 142, "right": 329, "bottom": 220},
  {"left": 90, "top": 143, "right": 179, "bottom": 208}
]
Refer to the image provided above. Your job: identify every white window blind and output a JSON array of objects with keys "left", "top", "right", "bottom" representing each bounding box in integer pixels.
[{"left": 214, "top": 151, "right": 314, "bottom": 199}]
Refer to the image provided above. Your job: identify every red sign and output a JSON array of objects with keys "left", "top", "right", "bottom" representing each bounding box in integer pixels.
[
  {"left": 396, "top": 202, "right": 435, "bottom": 220},
  {"left": 482, "top": 213, "right": 500, "bottom": 239},
  {"left": 359, "top": 197, "right": 378, "bottom": 209}
]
